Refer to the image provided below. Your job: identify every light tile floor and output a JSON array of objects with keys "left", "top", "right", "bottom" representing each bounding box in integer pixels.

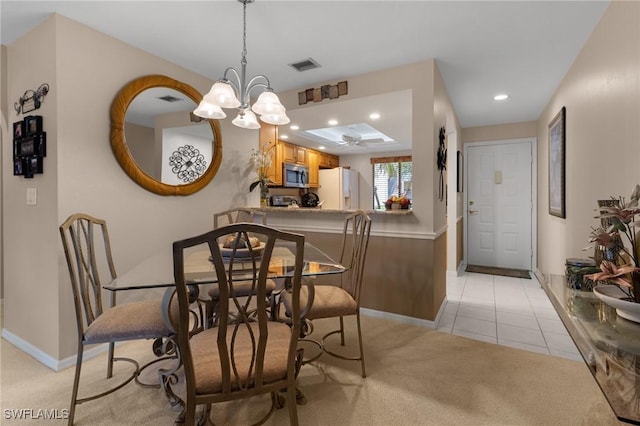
[{"left": 437, "top": 271, "right": 583, "bottom": 361}]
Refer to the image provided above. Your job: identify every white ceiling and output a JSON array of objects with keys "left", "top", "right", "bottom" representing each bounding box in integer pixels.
[{"left": 1, "top": 1, "right": 609, "bottom": 154}]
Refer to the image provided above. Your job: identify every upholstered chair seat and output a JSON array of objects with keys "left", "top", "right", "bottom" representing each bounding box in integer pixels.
[
  {"left": 83, "top": 299, "right": 172, "bottom": 344},
  {"left": 283, "top": 285, "right": 357, "bottom": 320}
]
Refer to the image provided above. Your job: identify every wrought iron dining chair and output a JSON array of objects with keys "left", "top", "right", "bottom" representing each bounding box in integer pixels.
[
  {"left": 171, "top": 223, "right": 305, "bottom": 425},
  {"left": 213, "top": 207, "right": 267, "bottom": 228},
  {"left": 208, "top": 208, "right": 274, "bottom": 326},
  {"left": 59, "top": 213, "right": 175, "bottom": 425},
  {"left": 280, "top": 210, "right": 371, "bottom": 377}
]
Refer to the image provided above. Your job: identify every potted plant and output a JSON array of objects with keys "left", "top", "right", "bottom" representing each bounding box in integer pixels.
[{"left": 249, "top": 143, "right": 275, "bottom": 207}]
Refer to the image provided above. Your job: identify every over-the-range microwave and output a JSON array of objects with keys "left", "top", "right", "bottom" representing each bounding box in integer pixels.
[{"left": 283, "top": 162, "right": 309, "bottom": 188}]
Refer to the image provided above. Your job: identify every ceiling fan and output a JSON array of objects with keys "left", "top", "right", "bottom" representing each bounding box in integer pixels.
[{"left": 336, "top": 130, "right": 384, "bottom": 147}]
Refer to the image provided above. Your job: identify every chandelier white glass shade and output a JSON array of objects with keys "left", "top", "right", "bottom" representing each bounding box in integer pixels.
[
  {"left": 193, "top": 0, "right": 290, "bottom": 129},
  {"left": 232, "top": 109, "right": 260, "bottom": 129}
]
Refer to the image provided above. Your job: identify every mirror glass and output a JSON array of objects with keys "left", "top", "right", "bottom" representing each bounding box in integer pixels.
[
  {"left": 125, "top": 88, "right": 212, "bottom": 185},
  {"left": 111, "top": 75, "right": 222, "bottom": 196}
]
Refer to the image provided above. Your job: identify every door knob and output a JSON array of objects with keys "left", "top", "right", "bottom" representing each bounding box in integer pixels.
[{"left": 469, "top": 209, "right": 478, "bottom": 214}]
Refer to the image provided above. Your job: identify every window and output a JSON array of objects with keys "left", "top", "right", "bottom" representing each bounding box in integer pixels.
[{"left": 371, "top": 156, "right": 412, "bottom": 209}]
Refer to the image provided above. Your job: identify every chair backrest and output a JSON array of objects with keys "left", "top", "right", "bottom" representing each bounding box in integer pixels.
[
  {"left": 213, "top": 208, "right": 267, "bottom": 228},
  {"left": 337, "top": 211, "right": 372, "bottom": 304},
  {"left": 59, "top": 213, "right": 117, "bottom": 340},
  {"left": 172, "top": 223, "right": 304, "bottom": 396}
]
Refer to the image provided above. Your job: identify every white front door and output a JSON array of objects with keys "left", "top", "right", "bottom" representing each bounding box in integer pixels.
[{"left": 466, "top": 140, "right": 533, "bottom": 270}]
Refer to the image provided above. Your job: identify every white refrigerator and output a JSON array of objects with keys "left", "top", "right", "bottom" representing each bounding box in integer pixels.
[{"left": 317, "top": 167, "right": 359, "bottom": 210}]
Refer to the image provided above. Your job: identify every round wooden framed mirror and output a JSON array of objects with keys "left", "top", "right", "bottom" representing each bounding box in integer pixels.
[{"left": 110, "top": 75, "right": 222, "bottom": 195}]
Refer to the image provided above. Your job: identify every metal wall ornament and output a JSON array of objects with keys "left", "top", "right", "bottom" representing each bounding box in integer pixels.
[
  {"left": 169, "top": 145, "right": 207, "bottom": 183},
  {"left": 14, "top": 83, "right": 49, "bottom": 115},
  {"left": 437, "top": 126, "right": 447, "bottom": 201}
]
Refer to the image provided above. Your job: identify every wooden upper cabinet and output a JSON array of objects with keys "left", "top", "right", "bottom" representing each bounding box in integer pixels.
[
  {"left": 282, "top": 142, "right": 307, "bottom": 165},
  {"left": 319, "top": 152, "right": 339, "bottom": 168},
  {"left": 258, "top": 124, "right": 282, "bottom": 186},
  {"left": 307, "top": 150, "right": 319, "bottom": 187},
  {"left": 259, "top": 124, "right": 338, "bottom": 187}
]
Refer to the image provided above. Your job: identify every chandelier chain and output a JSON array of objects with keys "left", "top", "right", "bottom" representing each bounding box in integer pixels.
[{"left": 242, "top": 0, "right": 247, "bottom": 62}]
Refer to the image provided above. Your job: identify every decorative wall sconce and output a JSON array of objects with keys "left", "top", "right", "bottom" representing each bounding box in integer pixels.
[{"left": 14, "top": 83, "right": 50, "bottom": 115}]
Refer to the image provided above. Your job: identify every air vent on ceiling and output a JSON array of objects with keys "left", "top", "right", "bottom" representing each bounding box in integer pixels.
[
  {"left": 157, "top": 95, "right": 183, "bottom": 103},
  {"left": 289, "top": 57, "right": 321, "bottom": 72}
]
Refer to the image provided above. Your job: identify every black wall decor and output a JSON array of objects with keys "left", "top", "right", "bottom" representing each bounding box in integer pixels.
[
  {"left": 14, "top": 83, "right": 49, "bottom": 115},
  {"left": 13, "top": 115, "right": 46, "bottom": 178}
]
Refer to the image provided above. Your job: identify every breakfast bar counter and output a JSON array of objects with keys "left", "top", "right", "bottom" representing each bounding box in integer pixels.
[
  {"left": 244, "top": 205, "right": 445, "bottom": 324},
  {"left": 253, "top": 206, "right": 413, "bottom": 216}
]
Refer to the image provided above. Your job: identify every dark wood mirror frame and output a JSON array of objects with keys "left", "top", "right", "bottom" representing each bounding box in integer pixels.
[{"left": 110, "top": 74, "right": 222, "bottom": 196}]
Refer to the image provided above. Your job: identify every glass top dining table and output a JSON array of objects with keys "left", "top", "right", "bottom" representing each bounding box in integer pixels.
[{"left": 104, "top": 240, "right": 345, "bottom": 292}]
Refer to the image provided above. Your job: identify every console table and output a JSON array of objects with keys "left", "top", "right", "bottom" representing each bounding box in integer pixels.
[{"left": 541, "top": 274, "right": 640, "bottom": 424}]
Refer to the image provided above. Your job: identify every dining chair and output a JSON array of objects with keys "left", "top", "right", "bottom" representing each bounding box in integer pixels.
[
  {"left": 59, "top": 213, "right": 175, "bottom": 425},
  {"left": 208, "top": 208, "right": 273, "bottom": 327},
  {"left": 171, "top": 223, "right": 305, "bottom": 425},
  {"left": 280, "top": 210, "right": 372, "bottom": 377},
  {"left": 213, "top": 207, "right": 267, "bottom": 228}
]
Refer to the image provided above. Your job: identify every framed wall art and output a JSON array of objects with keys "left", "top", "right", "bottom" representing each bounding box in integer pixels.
[
  {"left": 548, "top": 106, "right": 566, "bottom": 218},
  {"left": 457, "top": 150, "right": 463, "bottom": 192}
]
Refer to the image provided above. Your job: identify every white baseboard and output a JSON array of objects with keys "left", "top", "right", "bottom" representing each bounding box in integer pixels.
[
  {"left": 360, "top": 307, "right": 436, "bottom": 329},
  {"left": 2, "top": 328, "right": 108, "bottom": 372},
  {"left": 447, "top": 261, "right": 467, "bottom": 278}
]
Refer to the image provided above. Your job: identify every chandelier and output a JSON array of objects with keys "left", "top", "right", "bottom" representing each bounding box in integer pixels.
[{"left": 193, "top": 0, "right": 290, "bottom": 129}]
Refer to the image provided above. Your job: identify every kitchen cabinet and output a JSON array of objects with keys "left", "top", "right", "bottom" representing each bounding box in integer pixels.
[
  {"left": 258, "top": 124, "right": 282, "bottom": 186},
  {"left": 282, "top": 142, "right": 307, "bottom": 165},
  {"left": 307, "top": 150, "right": 319, "bottom": 187},
  {"left": 319, "top": 152, "right": 340, "bottom": 169},
  {"left": 259, "top": 124, "right": 338, "bottom": 187}
]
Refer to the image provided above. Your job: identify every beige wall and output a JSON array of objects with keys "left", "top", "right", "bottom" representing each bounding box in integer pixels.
[
  {"left": 1, "top": 44, "right": 6, "bottom": 298},
  {"left": 3, "top": 15, "right": 258, "bottom": 361},
  {"left": 462, "top": 121, "right": 537, "bottom": 144},
  {"left": 536, "top": 1, "right": 640, "bottom": 275}
]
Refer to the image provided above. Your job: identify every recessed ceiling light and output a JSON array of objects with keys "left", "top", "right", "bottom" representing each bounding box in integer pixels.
[
  {"left": 328, "top": 119, "right": 338, "bottom": 126},
  {"left": 318, "top": 146, "right": 326, "bottom": 150},
  {"left": 494, "top": 94, "right": 509, "bottom": 101},
  {"left": 369, "top": 113, "right": 380, "bottom": 120},
  {"left": 290, "top": 125, "right": 299, "bottom": 130},
  {"left": 280, "top": 134, "right": 289, "bottom": 139}
]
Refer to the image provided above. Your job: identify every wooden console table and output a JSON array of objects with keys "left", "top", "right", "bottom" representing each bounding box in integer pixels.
[{"left": 541, "top": 274, "right": 640, "bottom": 424}]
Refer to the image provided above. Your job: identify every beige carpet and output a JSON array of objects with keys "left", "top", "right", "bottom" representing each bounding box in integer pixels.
[{"left": 1, "top": 315, "right": 620, "bottom": 425}]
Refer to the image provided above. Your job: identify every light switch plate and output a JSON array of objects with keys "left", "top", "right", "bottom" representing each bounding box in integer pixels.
[{"left": 26, "top": 187, "right": 37, "bottom": 205}]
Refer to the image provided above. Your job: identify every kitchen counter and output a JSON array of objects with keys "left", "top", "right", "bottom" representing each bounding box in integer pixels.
[{"left": 253, "top": 206, "right": 413, "bottom": 215}]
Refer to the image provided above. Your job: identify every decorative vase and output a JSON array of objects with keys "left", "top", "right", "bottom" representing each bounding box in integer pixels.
[
  {"left": 259, "top": 182, "right": 269, "bottom": 207},
  {"left": 593, "top": 285, "right": 640, "bottom": 323}
]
